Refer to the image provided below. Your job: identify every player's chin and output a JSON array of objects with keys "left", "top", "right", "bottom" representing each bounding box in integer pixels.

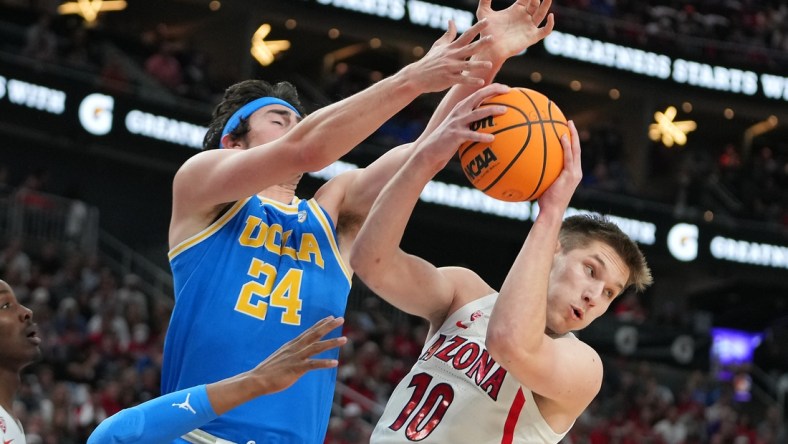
[
  {"left": 563, "top": 315, "right": 590, "bottom": 334},
  {"left": 546, "top": 318, "right": 571, "bottom": 336}
]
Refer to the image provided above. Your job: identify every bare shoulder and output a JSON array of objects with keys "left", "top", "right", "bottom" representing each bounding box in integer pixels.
[
  {"left": 170, "top": 150, "right": 233, "bottom": 248},
  {"left": 313, "top": 169, "right": 360, "bottom": 225},
  {"left": 441, "top": 267, "right": 494, "bottom": 317}
]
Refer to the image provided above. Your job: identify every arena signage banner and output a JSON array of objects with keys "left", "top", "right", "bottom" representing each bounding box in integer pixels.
[
  {"left": 308, "top": 0, "right": 475, "bottom": 32},
  {"left": 300, "top": 0, "right": 788, "bottom": 102},
  {"left": 0, "top": 68, "right": 208, "bottom": 152},
  {"left": 544, "top": 31, "right": 788, "bottom": 102},
  {"left": 1, "top": 67, "right": 784, "bottom": 271},
  {"left": 309, "top": 160, "right": 787, "bottom": 270}
]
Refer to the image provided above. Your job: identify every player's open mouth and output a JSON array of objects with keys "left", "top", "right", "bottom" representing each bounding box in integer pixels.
[
  {"left": 26, "top": 327, "right": 41, "bottom": 345},
  {"left": 571, "top": 305, "right": 584, "bottom": 321}
]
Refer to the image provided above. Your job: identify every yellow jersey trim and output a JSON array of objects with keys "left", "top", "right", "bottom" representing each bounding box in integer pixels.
[
  {"left": 168, "top": 198, "right": 251, "bottom": 260},
  {"left": 306, "top": 199, "right": 352, "bottom": 284},
  {"left": 258, "top": 195, "right": 302, "bottom": 214}
]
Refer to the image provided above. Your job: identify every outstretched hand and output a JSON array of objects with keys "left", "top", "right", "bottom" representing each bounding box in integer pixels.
[
  {"left": 476, "top": 0, "right": 554, "bottom": 61},
  {"left": 251, "top": 316, "right": 347, "bottom": 395},
  {"left": 406, "top": 19, "right": 495, "bottom": 92},
  {"left": 537, "top": 120, "right": 582, "bottom": 213},
  {"left": 417, "top": 83, "right": 511, "bottom": 168}
]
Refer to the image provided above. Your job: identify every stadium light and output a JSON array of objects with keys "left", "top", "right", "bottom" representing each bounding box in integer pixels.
[
  {"left": 251, "top": 24, "right": 291, "bottom": 67},
  {"left": 58, "top": 0, "right": 127, "bottom": 25},
  {"left": 649, "top": 106, "right": 696, "bottom": 147}
]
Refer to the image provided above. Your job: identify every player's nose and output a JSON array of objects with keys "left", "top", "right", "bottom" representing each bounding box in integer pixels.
[
  {"left": 583, "top": 282, "right": 605, "bottom": 305},
  {"left": 19, "top": 303, "right": 33, "bottom": 322}
]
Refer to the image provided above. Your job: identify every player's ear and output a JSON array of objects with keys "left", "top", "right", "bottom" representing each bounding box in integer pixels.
[
  {"left": 554, "top": 240, "right": 563, "bottom": 255},
  {"left": 221, "top": 133, "right": 239, "bottom": 149}
]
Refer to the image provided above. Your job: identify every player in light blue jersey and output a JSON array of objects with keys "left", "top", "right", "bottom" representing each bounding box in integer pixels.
[{"left": 160, "top": 1, "right": 556, "bottom": 442}]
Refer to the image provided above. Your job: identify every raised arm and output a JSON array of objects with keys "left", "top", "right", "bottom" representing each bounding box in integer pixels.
[
  {"left": 422, "top": 0, "right": 555, "bottom": 137},
  {"left": 87, "top": 317, "right": 345, "bottom": 444},
  {"left": 334, "top": 0, "right": 555, "bottom": 230},
  {"left": 485, "top": 121, "right": 598, "bottom": 421},
  {"left": 350, "top": 84, "right": 509, "bottom": 327},
  {"left": 172, "top": 19, "right": 493, "bottom": 214}
]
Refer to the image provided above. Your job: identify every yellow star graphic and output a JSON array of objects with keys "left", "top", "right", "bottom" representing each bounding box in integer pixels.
[
  {"left": 58, "top": 0, "right": 127, "bottom": 24},
  {"left": 649, "top": 106, "right": 697, "bottom": 147},
  {"left": 251, "top": 24, "right": 291, "bottom": 66}
]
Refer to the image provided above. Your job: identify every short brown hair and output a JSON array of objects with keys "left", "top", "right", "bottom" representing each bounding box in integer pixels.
[{"left": 558, "top": 214, "right": 653, "bottom": 293}]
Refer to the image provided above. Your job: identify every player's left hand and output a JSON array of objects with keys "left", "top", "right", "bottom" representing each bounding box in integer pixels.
[
  {"left": 476, "top": 0, "right": 554, "bottom": 61},
  {"left": 406, "top": 19, "right": 495, "bottom": 92},
  {"left": 537, "top": 120, "right": 582, "bottom": 213}
]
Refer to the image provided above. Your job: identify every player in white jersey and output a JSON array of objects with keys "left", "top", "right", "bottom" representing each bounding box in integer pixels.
[
  {"left": 351, "top": 83, "right": 653, "bottom": 442},
  {"left": 0, "top": 404, "right": 26, "bottom": 444},
  {"left": 376, "top": 294, "right": 573, "bottom": 443},
  {"left": 0, "top": 279, "right": 42, "bottom": 444}
]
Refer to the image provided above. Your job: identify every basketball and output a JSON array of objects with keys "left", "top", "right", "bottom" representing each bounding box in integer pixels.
[{"left": 458, "top": 87, "right": 569, "bottom": 202}]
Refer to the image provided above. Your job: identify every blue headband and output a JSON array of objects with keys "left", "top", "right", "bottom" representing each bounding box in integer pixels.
[{"left": 220, "top": 97, "right": 301, "bottom": 147}]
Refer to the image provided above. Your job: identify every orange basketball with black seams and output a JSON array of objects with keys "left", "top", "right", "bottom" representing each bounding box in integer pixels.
[{"left": 459, "top": 87, "right": 569, "bottom": 202}]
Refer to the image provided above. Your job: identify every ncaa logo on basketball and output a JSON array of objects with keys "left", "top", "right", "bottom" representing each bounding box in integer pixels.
[{"left": 463, "top": 147, "right": 498, "bottom": 179}]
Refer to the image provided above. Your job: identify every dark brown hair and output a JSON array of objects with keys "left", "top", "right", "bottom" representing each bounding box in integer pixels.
[{"left": 202, "top": 80, "right": 306, "bottom": 150}]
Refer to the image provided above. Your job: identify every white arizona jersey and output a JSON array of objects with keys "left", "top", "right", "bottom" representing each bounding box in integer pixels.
[
  {"left": 0, "top": 405, "right": 25, "bottom": 444},
  {"left": 372, "top": 294, "right": 573, "bottom": 444}
]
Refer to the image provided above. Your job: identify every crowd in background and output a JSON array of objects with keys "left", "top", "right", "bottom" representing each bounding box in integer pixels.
[
  {"left": 0, "top": 224, "right": 785, "bottom": 443},
  {"left": 3, "top": 1, "right": 787, "bottom": 227},
  {"left": 1, "top": 1, "right": 787, "bottom": 442},
  {"left": 556, "top": 0, "right": 788, "bottom": 70}
]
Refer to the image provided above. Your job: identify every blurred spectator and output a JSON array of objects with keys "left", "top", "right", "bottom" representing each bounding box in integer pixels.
[
  {"left": 179, "top": 48, "right": 213, "bottom": 101},
  {"left": 613, "top": 292, "right": 647, "bottom": 324},
  {"left": 0, "top": 238, "right": 32, "bottom": 282},
  {"left": 757, "top": 405, "right": 787, "bottom": 444},
  {"left": 15, "top": 169, "right": 54, "bottom": 211},
  {"left": 0, "top": 165, "right": 12, "bottom": 198},
  {"left": 98, "top": 53, "right": 131, "bottom": 94},
  {"left": 653, "top": 405, "right": 688, "bottom": 444},
  {"left": 22, "top": 12, "right": 58, "bottom": 63},
  {"left": 0, "top": 158, "right": 785, "bottom": 444},
  {"left": 144, "top": 41, "right": 183, "bottom": 90},
  {"left": 60, "top": 26, "right": 99, "bottom": 71}
]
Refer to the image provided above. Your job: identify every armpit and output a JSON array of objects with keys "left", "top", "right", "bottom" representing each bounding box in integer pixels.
[{"left": 337, "top": 211, "right": 365, "bottom": 236}]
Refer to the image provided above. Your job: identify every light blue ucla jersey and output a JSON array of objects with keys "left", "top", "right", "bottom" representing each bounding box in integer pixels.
[{"left": 162, "top": 196, "right": 352, "bottom": 443}]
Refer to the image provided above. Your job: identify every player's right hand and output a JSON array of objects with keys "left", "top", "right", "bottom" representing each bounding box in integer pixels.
[
  {"left": 537, "top": 120, "right": 582, "bottom": 213},
  {"left": 476, "top": 0, "right": 555, "bottom": 61}
]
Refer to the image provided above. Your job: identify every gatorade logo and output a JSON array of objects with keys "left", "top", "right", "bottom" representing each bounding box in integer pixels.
[
  {"left": 79, "top": 93, "right": 114, "bottom": 136},
  {"left": 464, "top": 147, "right": 498, "bottom": 179},
  {"left": 667, "top": 223, "right": 698, "bottom": 262}
]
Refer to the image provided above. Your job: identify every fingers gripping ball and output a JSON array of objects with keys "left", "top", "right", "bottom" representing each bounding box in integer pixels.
[{"left": 459, "top": 88, "right": 569, "bottom": 202}]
